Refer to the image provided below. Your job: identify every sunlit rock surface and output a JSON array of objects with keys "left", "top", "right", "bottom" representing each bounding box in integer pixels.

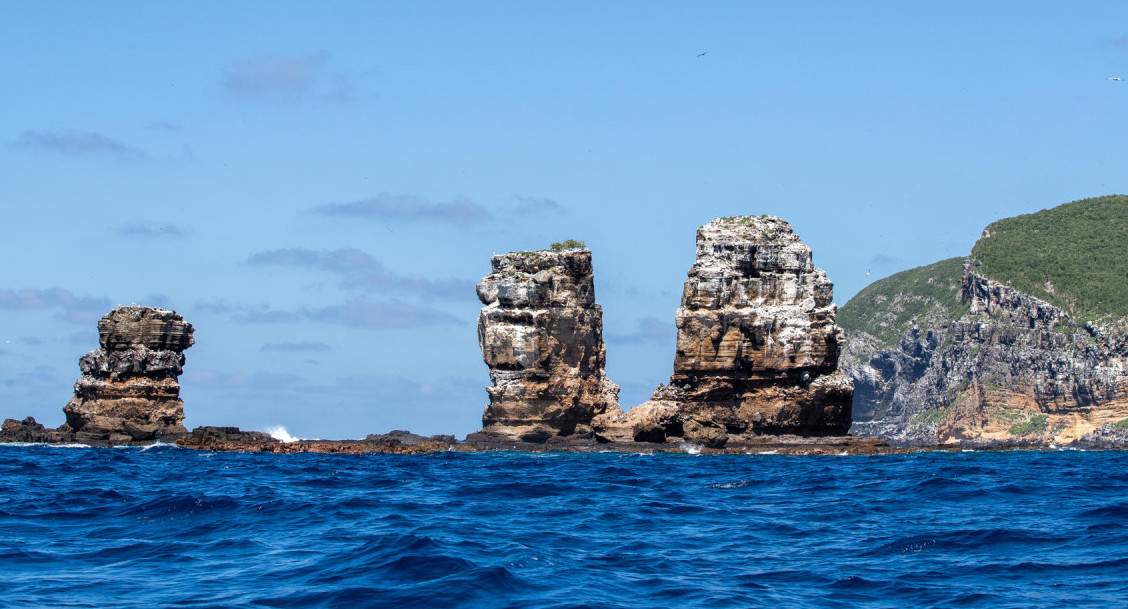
[
  {"left": 62, "top": 306, "right": 194, "bottom": 444},
  {"left": 471, "top": 248, "right": 621, "bottom": 443},
  {"left": 613, "top": 216, "right": 853, "bottom": 447}
]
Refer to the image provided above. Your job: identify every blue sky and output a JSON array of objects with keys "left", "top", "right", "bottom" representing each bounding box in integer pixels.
[{"left": 3, "top": 2, "right": 1127, "bottom": 439}]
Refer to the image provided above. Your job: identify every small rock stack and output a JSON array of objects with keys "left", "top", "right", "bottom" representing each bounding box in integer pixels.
[
  {"left": 625, "top": 216, "right": 853, "bottom": 446},
  {"left": 472, "top": 248, "right": 620, "bottom": 443},
  {"left": 63, "top": 306, "right": 194, "bottom": 444}
]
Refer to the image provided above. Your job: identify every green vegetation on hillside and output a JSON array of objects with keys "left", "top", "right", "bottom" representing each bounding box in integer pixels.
[
  {"left": 838, "top": 257, "right": 967, "bottom": 348},
  {"left": 969, "top": 194, "right": 1128, "bottom": 322}
]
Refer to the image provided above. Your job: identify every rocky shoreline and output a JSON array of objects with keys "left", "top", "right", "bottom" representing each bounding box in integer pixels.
[{"left": 5, "top": 419, "right": 1116, "bottom": 454}]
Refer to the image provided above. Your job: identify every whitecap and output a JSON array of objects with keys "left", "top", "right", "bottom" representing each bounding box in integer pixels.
[
  {"left": 679, "top": 443, "right": 702, "bottom": 455},
  {"left": 265, "top": 425, "right": 299, "bottom": 443},
  {"left": 708, "top": 480, "right": 752, "bottom": 489}
]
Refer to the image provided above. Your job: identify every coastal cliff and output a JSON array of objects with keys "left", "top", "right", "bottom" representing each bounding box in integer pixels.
[
  {"left": 470, "top": 247, "right": 621, "bottom": 443},
  {"left": 842, "top": 195, "right": 1128, "bottom": 446},
  {"left": 598, "top": 216, "right": 853, "bottom": 447}
]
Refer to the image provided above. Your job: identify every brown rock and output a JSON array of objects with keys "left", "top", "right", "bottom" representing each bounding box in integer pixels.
[
  {"left": 475, "top": 248, "right": 621, "bottom": 442},
  {"left": 0, "top": 417, "right": 70, "bottom": 443},
  {"left": 63, "top": 306, "right": 194, "bottom": 444},
  {"left": 626, "top": 216, "right": 853, "bottom": 442}
]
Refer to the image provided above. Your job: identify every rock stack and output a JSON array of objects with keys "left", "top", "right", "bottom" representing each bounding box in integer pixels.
[
  {"left": 621, "top": 216, "right": 853, "bottom": 446},
  {"left": 63, "top": 306, "right": 194, "bottom": 444},
  {"left": 472, "top": 248, "right": 621, "bottom": 443}
]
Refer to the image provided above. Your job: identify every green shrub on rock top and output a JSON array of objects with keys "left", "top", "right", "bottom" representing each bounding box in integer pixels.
[{"left": 549, "top": 239, "right": 586, "bottom": 251}]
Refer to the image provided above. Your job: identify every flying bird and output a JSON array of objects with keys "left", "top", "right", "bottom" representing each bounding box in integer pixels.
[
  {"left": 697, "top": 51, "right": 708, "bottom": 58},
  {"left": 1108, "top": 76, "right": 1123, "bottom": 81}
]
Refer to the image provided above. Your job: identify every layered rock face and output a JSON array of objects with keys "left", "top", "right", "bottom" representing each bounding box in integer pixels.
[
  {"left": 62, "top": 306, "right": 194, "bottom": 444},
  {"left": 604, "top": 216, "right": 853, "bottom": 446},
  {"left": 849, "top": 264, "right": 1128, "bottom": 446},
  {"left": 473, "top": 249, "right": 621, "bottom": 443}
]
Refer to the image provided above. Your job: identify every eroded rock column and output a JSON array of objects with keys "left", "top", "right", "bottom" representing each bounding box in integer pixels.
[
  {"left": 473, "top": 249, "right": 621, "bottom": 443},
  {"left": 63, "top": 306, "right": 194, "bottom": 444},
  {"left": 626, "top": 216, "right": 853, "bottom": 446}
]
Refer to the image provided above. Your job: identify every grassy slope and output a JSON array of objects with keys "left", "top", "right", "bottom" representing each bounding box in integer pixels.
[
  {"left": 838, "top": 257, "right": 967, "bottom": 348},
  {"left": 969, "top": 194, "right": 1128, "bottom": 322}
]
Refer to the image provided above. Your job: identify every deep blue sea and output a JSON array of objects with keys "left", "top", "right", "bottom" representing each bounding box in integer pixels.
[{"left": 1, "top": 446, "right": 1127, "bottom": 608}]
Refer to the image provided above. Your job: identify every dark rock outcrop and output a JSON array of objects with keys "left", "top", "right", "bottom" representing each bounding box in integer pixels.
[
  {"left": 176, "top": 426, "right": 458, "bottom": 454},
  {"left": 0, "top": 417, "right": 71, "bottom": 443},
  {"left": 62, "top": 306, "right": 194, "bottom": 444},
  {"left": 847, "top": 263, "right": 1128, "bottom": 446},
  {"left": 598, "top": 216, "right": 853, "bottom": 446},
  {"left": 470, "top": 248, "right": 621, "bottom": 443}
]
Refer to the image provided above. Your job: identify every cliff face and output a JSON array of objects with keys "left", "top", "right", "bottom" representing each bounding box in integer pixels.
[
  {"left": 62, "top": 306, "right": 194, "bottom": 444},
  {"left": 473, "top": 249, "right": 621, "bottom": 443},
  {"left": 846, "top": 263, "right": 1128, "bottom": 446},
  {"left": 604, "top": 216, "right": 852, "bottom": 447}
]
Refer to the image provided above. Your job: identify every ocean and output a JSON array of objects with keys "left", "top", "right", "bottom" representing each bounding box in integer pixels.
[{"left": 1, "top": 445, "right": 1125, "bottom": 608}]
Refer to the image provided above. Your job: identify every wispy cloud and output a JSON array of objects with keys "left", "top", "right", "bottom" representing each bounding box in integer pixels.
[
  {"left": 260, "top": 341, "right": 332, "bottom": 352},
  {"left": 183, "top": 368, "right": 478, "bottom": 409},
  {"left": 304, "top": 299, "right": 463, "bottom": 328},
  {"left": 68, "top": 331, "right": 97, "bottom": 345},
  {"left": 216, "top": 298, "right": 462, "bottom": 329},
  {"left": 11, "top": 129, "right": 150, "bottom": 161},
  {"left": 185, "top": 369, "right": 304, "bottom": 390},
  {"left": 605, "top": 316, "right": 675, "bottom": 345},
  {"left": 146, "top": 120, "right": 182, "bottom": 133},
  {"left": 312, "top": 193, "right": 491, "bottom": 224},
  {"left": 0, "top": 288, "right": 110, "bottom": 324},
  {"left": 248, "top": 247, "right": 474, "bottom": 300},
  {"left": 508, "top": 196, "right": 567, "bottom": 217},
  {"left": 221, "top": 51, "right": 356, "bottom": 102},
  {"left": 113, "top": 222, "right": 188, "bottom": 239}
]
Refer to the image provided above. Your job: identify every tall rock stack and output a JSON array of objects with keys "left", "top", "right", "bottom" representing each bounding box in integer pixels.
[
  {"left": 627, "top": 216, "right": 853, "bottom": 446},
  {"left": 63, "top": 306, "right": 194, "bottom": 444},
  {"left": 473, "top": 248, "right": 621, "bottom": 443}
]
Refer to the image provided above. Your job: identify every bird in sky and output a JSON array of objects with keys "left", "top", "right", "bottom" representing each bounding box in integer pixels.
[
  {"left": 1108, "top": 76, "right": 1123, "bottom": 81},
  {"left": 865, "top": 270, "right": 872, "bottom": 277},
  {"left": 697, "top": 51, "right": 708, "bottom": 58}
]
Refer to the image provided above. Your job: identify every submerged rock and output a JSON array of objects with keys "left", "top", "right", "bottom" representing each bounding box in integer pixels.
[
  {"left": 610, "top": 216, "right": 853, "bottom": 446},
  {"left": 62, "top": 306, "right": 194, "bottom": 444},
  {"left": 471, "top": 248, "right": 621, "bottom": 443}
]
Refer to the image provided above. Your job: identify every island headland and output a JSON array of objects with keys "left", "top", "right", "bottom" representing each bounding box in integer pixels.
[{"left": 840, "top": 195, "right": 1128, "bottom": 448}]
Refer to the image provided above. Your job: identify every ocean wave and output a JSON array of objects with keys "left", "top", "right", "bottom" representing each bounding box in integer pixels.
[{"left": 0, "top": 447, "right": 1125, "bottom": 608}]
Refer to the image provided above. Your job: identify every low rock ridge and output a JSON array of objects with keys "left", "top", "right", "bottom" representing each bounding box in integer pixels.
[
  {"left": 174, "top": 427, "right": 458, "bottom": 454},
  {"left": 847, "top": 262, "right": 1128, "bottom": 446},
  {"left": 469, "top": 248, "right": 621, "bottom": 443}
]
